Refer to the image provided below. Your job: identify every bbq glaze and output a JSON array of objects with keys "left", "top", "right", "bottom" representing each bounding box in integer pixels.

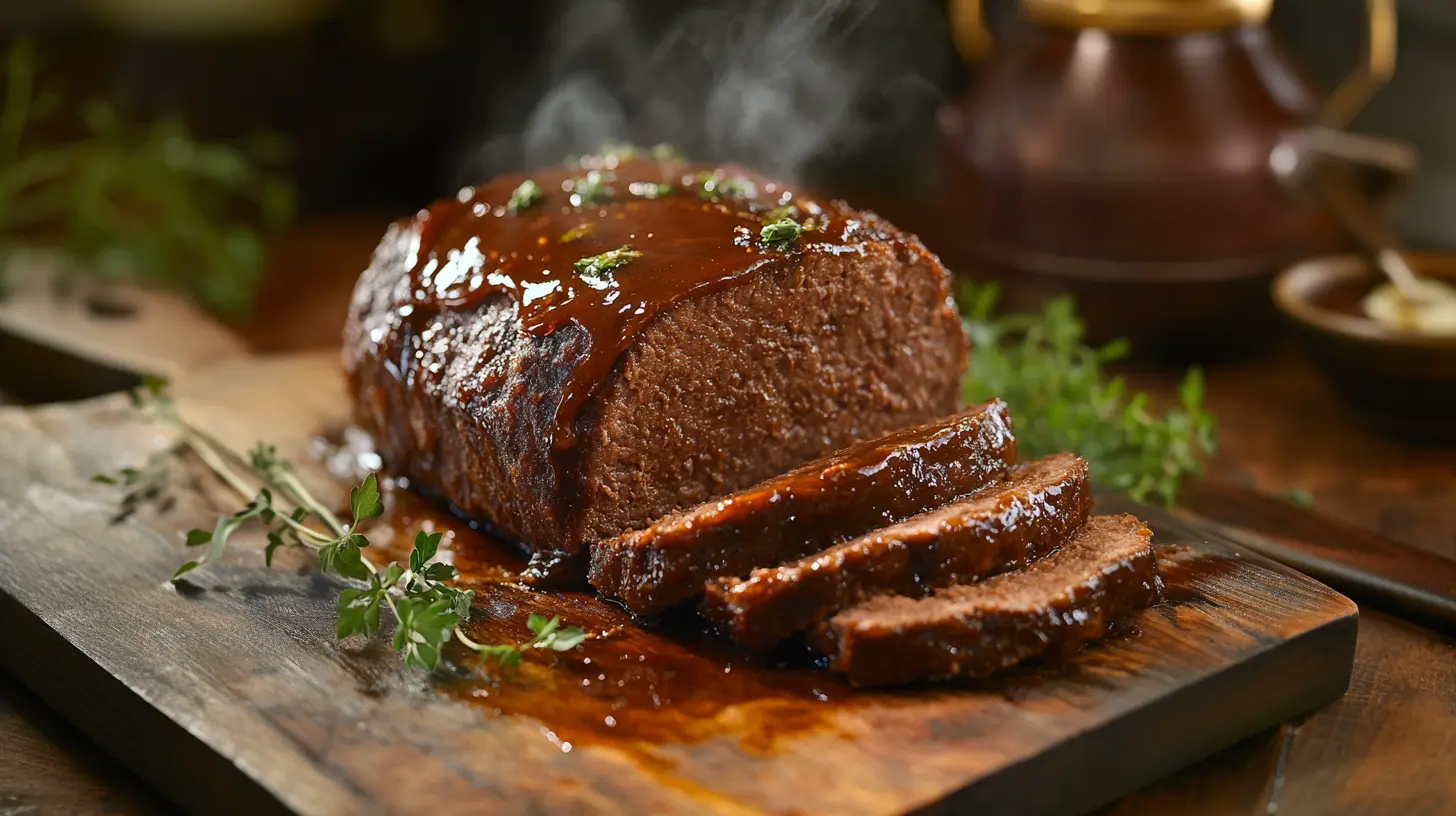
[{"left": 376, "top": 153, "right": 874, "bottom": 452}]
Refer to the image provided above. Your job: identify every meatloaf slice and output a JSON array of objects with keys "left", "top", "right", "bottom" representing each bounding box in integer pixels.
[
  {"left": 702, "top": 452, "right": 1091, "bottom": 650},
  {"left": 813, "top": 514, "right": 1161, "bottom": 687},
  {"left": 588, "top": 402, "right": 1016, "bottom": 615},
  {"left": 342, "top": 150, "right": 968, "bottom": 585}
]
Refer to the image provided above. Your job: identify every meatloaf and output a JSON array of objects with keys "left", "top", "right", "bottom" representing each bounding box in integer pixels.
[
  {"left": 588, "top": 402, "right": 1016, "bottom": 615},
  {"left": 342, "top": 148, "right": 969, "bottom": 584},
  {"left": 702, "top": 452, "right": 1091, "bottom": 650},
  {"left": 813, "top": 514, "right": 1161, "bottom": 687}
]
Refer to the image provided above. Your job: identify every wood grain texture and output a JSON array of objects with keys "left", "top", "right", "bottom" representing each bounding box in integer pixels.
[
  {"left": 1178, "top": 480, "right": 1456, "bottom": 634},
  {"left": 0, "top": 352, "right": 1357, "bottom": 816},
  {"left": 0, "top": 672, "right": 174, "bottom": 816}
]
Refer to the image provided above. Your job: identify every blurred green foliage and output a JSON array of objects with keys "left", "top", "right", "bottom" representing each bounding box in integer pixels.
[{"left": 0, "top": 38, "right": 294, "bottom": 315}]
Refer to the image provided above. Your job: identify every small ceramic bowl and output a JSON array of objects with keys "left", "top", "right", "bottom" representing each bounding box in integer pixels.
[{"left": 1273, "top": 252, "right": 1456, "bottom": 441}]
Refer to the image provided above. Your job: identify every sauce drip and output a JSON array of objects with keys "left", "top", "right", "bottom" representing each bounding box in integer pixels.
[
  {"left": 365, "top": 484, "right": 855, "bottom": 754},
  {"left": 381, "top": 154, "right": 864, "bottom": 451}
]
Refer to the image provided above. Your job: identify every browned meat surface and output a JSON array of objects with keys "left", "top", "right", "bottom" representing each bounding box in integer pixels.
[
  {"left": 812, "top": 514, "right": 1161, "bottom": 687},
  {"left": 702, "top": 453, "right": 1091, "bottom": 650},
  {"left": 589, "top": 402, "right": 1017, "bottom": 615},
  {"left": 342, "top": 151, "right": 968, "bottom": 584}
]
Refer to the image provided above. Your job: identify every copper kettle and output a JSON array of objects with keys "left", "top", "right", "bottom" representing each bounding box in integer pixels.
[{"left": 918, "top": 0, "right": 1399, "bottom": 355}]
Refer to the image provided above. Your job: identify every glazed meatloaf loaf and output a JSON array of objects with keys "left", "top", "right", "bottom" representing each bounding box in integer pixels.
[{"left": 342, "top": 149, "right": 969, "bottom": 583}]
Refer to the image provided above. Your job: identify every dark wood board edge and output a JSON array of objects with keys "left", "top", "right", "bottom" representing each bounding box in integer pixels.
[
  {"left": 1178, "top": 479, "right": 1456, "bottom": 635},
  {"left": 0, "top": 328, "right": 142, "bottom": 404},
  {"left": 0, "top": 590, "right": 290, "bottom": 816},
  {"left": 922, "top": 606, "right": 1359, "bottom": 816}
]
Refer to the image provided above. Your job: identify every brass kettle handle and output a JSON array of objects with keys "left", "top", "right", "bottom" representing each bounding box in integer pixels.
[
  {"left": 949, "top": 0, "right": 991, "bottom": 61},
  {"left": 1320, "top": 0, "right": 1398, "bottom": 129}
]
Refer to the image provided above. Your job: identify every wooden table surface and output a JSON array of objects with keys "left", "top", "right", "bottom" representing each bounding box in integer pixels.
[{"left": 1, "top": 216, "right": 1453, "bottom": 815}]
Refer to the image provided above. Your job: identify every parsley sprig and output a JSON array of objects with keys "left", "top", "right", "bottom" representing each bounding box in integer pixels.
[
  {"left": 959, "top": 282, "right": 1216, "bottom": 506},
  {"left": 98, "top": 380, "right": 586, "bottom": 674}
]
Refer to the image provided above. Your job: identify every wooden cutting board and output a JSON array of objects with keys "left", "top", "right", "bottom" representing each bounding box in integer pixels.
[{"left": 0, "top": 288, "right": 1358, "bottom": 816}]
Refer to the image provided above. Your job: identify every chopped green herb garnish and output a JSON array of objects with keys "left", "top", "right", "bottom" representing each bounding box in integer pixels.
[
  {"left": 570, "top": 171, "right": 611, "bottom": 206},
  {"left": 628, "top": 181, "right": 674, "bottom": 199},
  {"left": 763, "top": 204, "right": 800, "bottom": 222},
  {"left": 573, "top": 245, "right": 642, "bottom": 287},
  {"left": 958, "top": 282, "right": 1216, "bottom": 506},
  {"left": 99, "top": 381, "right": 589, "bottom": 675},
  {"left": 591, "top": 142, "right": 680, "bottom": 165},
  {"left": 560, "top": 223, "right": 595, "bottom": 243},
  {"left": 507, "top": 179, "right": 543, "bottom": 214},
  {"left": 696, "top": 171, "right": 756, "bottom": 201},
  {"left": 759, "top": 217, "right": 804, "bottom": 248}
]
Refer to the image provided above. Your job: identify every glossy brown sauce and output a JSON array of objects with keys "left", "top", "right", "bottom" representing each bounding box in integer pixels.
[
  {"left": 375, "top": 153, "right": 874, "bottom": 452},
  {"left": 368, "top": 483, "right": 856, "bottom": 754}
]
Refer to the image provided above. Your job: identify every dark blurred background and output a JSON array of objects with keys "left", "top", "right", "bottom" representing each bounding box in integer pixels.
[{"left": 3, "top": 0, "right": 1452, "bottom": 248}]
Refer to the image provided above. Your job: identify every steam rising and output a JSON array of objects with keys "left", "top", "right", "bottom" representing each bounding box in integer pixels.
[{"left": 462, "top": 0, "right": 952, "bottom": 186}]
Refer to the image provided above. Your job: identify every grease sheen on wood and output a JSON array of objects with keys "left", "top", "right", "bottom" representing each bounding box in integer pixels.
[{"left": 0, "top": 352, "right": 1358, "bottom": 816}]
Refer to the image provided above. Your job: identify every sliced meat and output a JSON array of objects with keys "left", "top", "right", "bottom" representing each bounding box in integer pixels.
[
  {"left": 588, "top": 402, "right": 1017, "bottom": 615},
  {"left": 343, "top": 152, "right": 969, "bottom": 585},
  {"left": 813, "top": 514, "right": 1161, "bottom": 687},
  {"left": 702, "top": 453, "right": 1091, "bottom": 650}
]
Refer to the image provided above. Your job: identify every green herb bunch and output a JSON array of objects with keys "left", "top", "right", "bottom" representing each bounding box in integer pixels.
[
  {"left": 0, "top": 39, "right": 294, "bottom": 315},
  {"left": 958, "top": 283, "right": 1216, "bottom": 506},
  {"left": 96, "top": 378, "right": 584, "bottom": 674}
]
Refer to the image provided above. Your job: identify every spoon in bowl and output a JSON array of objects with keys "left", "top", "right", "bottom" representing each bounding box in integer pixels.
[{"left": 1270, "top": 127, "right": 1456, "bottom": 335}]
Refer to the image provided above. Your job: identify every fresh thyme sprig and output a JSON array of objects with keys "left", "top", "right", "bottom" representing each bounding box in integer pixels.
[
  {"left": 958, "top": 282, "right": 1216, "bottom": 506},
  {"left": 100, "top": 380, "right": 585, "bottom": 674}
]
